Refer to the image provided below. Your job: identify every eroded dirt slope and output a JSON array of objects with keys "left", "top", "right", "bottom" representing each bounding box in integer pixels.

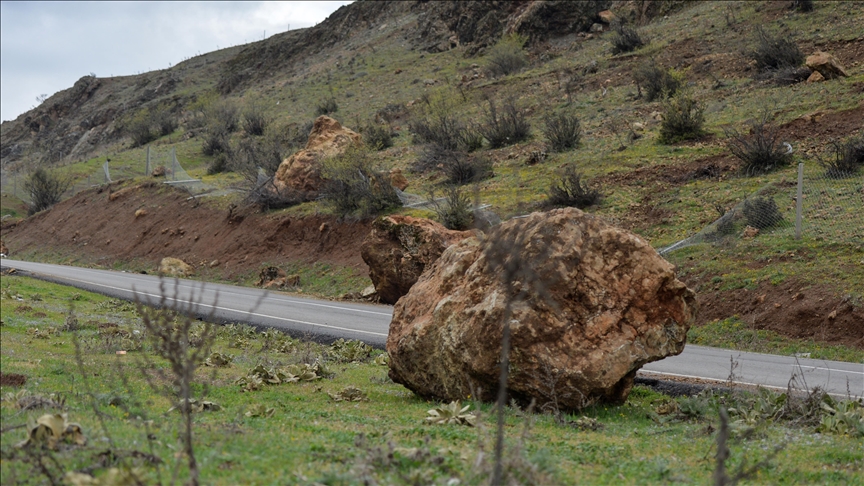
[{"left": 1, "top": 182, "right": 370, "bottom": 282}]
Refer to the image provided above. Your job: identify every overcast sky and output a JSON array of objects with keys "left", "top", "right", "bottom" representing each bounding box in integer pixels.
[{"left": 0, "top": 1, "right": 352, "bottom": 123}]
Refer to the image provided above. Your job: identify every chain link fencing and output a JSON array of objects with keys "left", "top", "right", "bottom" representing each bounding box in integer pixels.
[{"left": 660, "top": 163, "right": 864, "bottom": 254}]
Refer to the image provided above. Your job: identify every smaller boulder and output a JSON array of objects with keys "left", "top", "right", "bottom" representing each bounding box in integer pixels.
[
  {"left": 159, "top": 257, "right": 193, "bottom": 277},
  {"left": 0, "top": 239, "right": 8, "bottom": 257},
  {"left": 361, "top": 216, "right": 473, "bottom": 304},
  {"left": 806, "top": 71, "right": 825, "bottom": 83},
  {"left": 598, "top": 10, "right": 616, "bottom": 24},
  {"left": 390, "top": 168, "right": 409, "bottom": 191},
  {"left": 806, "top": 51, "right": 848, "bottom": 79}
]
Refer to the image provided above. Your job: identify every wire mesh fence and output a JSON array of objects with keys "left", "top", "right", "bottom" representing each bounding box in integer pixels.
[
  {"left": 660, "top": 163, "right": 864, "bottom": 254},
  {"left": 0, "top": 146, "right": 216, "bottom": 205}
]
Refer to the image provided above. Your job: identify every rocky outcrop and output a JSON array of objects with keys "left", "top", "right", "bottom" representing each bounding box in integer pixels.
[
  {"left": 159, "top": 257, "right": 193, "bottom": 277},
  {"left": 273, "top": 116, "right": 361, "bottom": 196},
  {"left": 806, "top": 51, "right": 848, "bottom": 80},
  {"left": 361, "top": 216, "right": 473, "bottom": 305},
  {"left": 387, "top": 208, "right": 697, "bottom": 410}
]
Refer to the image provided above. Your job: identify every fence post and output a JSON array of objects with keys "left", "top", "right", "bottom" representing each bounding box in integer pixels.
[
  {"left": 795, "top": 162, "right": 803, "bottom": 240},
  {"left": 146, "top": 145, "right": 151, "bottom": 176}
]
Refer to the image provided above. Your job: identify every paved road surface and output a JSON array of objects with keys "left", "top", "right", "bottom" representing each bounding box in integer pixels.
[{"left": 2, "top": 259, "right": 861, "bottom": 397}]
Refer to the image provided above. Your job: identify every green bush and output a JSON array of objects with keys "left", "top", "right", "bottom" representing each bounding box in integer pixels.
[
  {"left": 432, "top": 186, "right": 474, "bottom": 231},
  {"left": 479, "top": 96, "right": 531, "bottom": 149},
  {"left": 658, "top": 91, "right": 706, "bottom": 144},
  {"left": 125, "top": 108, "right": 157, "bottom": 147},
  {"left": 543, "top": 110, "right": 581, "bottom": 152},
  {"left": 485, "top": 34, "right": 528, "bottom": 78},
  {"left": 361, "top": 123, "right": 394, "bottom": 151},
  {"left": 633, "top": 61, "right": 683, "bottom": 102},
  {"left": 320, "top": 146, "right": 401, "bottom": 217}
]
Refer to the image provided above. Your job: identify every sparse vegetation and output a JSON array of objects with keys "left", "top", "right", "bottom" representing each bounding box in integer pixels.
[
  {"left": 479, "top": 95, "right": 531, "bottom": 149},
  {"left": 546, "top": 165, "right": 602, "bottom": 209},
  {"left": 409, "top": 96, "right": 482, "bottom": 152},
  {"left": 320, "top": 146, "right": 401, "bottom": 217},
  {"left": 658, "top": 90, "right": 706, "bottom": 144},
  {"left": 725, "top": 111, "right": 793, "bottom": 176},
  {"left": 485, "top": 34, "right": 528, "bottom": 78},
  {"left": 610, "top": 22, "right": 647, "bottom": 54},
  {"left": 542, "top": 110, "right": 582, "bottom": 152}
]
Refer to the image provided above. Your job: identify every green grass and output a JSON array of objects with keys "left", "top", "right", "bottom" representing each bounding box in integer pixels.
[
  {"left": 689, "top": 317, "right": 864, "bottom": 363},
  {"left": 2, "top": 276, "right": 862, "bottom": 484}
]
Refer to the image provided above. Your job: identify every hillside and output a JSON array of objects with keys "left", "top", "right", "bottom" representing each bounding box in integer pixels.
[{"left": 2, "top": 0, "right": 863, "bottom": 353}]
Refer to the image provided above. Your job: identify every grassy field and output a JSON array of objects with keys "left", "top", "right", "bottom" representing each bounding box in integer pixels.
[{"left": 2, "top": 276, "right": 862, "bottom": 485}]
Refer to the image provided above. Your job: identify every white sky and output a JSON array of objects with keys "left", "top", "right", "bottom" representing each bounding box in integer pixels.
[{"left": 0, "top": 1, "right": 352, "bottom": 123}]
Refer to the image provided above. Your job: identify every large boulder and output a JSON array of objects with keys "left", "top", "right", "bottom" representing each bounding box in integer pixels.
[
  {"left": 273, "top": 116, "right": 361, "bottom": 196},
  {"left": 387, "top": 208, "right": 697, "bottom": 410},
  {"left": 361, "top": 216, "right": 473, "bottom": 305},
  {"left": 159, "top": 257, "right": 193, "bottom": 277},
  {"left": 805, "top": 51, "right": 848, "bottom": 80}
]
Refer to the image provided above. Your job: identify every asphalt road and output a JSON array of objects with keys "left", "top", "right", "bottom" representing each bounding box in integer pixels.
[{"left": 2, "top": 259, "right": 862, "bottom": 397}]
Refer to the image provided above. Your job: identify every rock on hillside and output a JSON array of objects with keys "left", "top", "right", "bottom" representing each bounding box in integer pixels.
[
  {"left": 273, "top": 116, "right": 361, "bottom": 196},
  {"left": 387, "top": 208, "right": 697, "bottom": 410},
  {"left": 361, "top": 216, "right": 473, "bottom": 305}
]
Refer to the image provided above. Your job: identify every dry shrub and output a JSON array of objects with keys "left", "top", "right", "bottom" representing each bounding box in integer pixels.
[
  {"left": 431, "top": 185, "right": 474, "bottom": 230},
  {"left": 725, "top": 112, "right": 792, "bottom": 176},
  {"left": 479, "top": 96, "right": 531, "bottom": 149},
  {"left": 547, "top": 166, "right": 602, "bottom": 209},
  {"left": 611, "top": 22, "right": 647, "bottom": 54},
  {"left": 24, "top": 168, "right": 72, "bottom": 215},
  {"left": 818, "top": 135, "right": 864, "bottom": 178},
  {"left": 751, "top": 26, "right": 804, "bottom": 73},
  {"left": 543, "top": 110, "right": 581, "bottom": 152}
]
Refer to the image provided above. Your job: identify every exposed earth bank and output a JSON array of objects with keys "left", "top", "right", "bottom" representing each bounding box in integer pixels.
[{"left": 1, "top": 182, "right": 862, "bottom": 350}]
